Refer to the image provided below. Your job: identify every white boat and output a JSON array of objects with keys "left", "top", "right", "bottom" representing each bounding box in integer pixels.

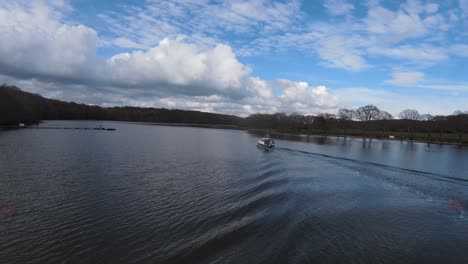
[{"left": 257, "top": 138, "right": 275, "bottom": 149}]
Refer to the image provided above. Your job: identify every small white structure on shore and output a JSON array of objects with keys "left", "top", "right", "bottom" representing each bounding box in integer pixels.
[
  {"left": 388, "top": 135, "right": 395, "bottom": 139},
  {"left": 18, "top": 123, "right": 25, "bottom": 127}
]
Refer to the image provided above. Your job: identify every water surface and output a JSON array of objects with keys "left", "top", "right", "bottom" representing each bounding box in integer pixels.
[{"left": 1, "top": 121, "right": 467, "bottom": 263}]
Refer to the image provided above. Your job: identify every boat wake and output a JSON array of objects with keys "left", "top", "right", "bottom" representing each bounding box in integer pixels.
[{"left": 276, "top": 146, "right": 468, "bottom": 204}]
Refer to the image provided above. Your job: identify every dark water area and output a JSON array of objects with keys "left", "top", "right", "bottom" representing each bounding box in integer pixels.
[{"left": 1, "top": 121, "right": 467, "bottom": 263}]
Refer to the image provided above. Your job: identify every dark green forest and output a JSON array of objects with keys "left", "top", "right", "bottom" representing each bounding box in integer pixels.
[{"left": 0, "top": 85, "right": 242, "bottom": 126}]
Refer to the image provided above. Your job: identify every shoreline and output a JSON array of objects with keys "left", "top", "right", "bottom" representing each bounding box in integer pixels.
[
  {"left": 2, "top": 121, "right": 468, "bottom": 147},
  {"left": 246, "top": 129, "right": 468, "bottom": 147}
]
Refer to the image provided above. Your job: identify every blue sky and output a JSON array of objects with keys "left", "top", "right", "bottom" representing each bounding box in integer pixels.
[{"left": 1, "top": 0, "right": 468, "bottom": 116}]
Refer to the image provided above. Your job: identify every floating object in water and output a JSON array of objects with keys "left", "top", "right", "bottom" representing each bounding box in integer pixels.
[
  {"left": 257, "top": 138, "right": 275, "bottom": 149},
  {"left": 93, "top": 127, "right": 116, "bottom": 131}
]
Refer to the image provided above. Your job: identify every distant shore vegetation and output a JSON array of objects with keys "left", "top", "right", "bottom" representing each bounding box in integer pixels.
[
  {"left": 0, "top": 84, "right": 241, "bottom": 126},
  {"left": 2, "top": 84, "right": 468, "bottom": 144},
  {"left": 240, "top": 106, "right": 468, "bottom": 144}
]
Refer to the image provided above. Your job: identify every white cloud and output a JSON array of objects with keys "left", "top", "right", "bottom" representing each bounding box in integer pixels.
[
  {"left": 418, "top": 84, "right": 468, "bottom": 91},
  {"left": 154, "top": 80, "right": 339, "bottom": 116},
  {"left": 384, "top": 70, "right": 425, "bottom": 86},
  {"left": 99, "top": 0, "right": 303, "bottom": 49},
  {"left": 2, "top": 6, "right": 256, "bottom": 98},
  {"left": 0, "top": 1, "right": 340, "bottom": 116},
  {"left": 238, "top": 24, "right": 372, "bottom": 71},
  {"left": 368, "top": 44, "right": 448, "bottom": 65},
  {"left": 114, "top": 37, "right": 148, "bottom": 50},
  {"left": 247, "top": 77, "right": 273, "bottom": 98},
  {"left": 365, "top": 5, "right": 430, "bottom": 41},
  {"left": 1, "top": 0, "right": 467, "bottom": 117},
  {"left": 238, "top": 0, "right": 457, "bottom": 70},
  {"left": 324, "top": 0, "right": 354, "bottom": 16},
  {"left": 425, "top": 3, "right": 439, "bottom": 14},
  {"left": 460, "top": 0, "right": 468, "bottom": 16},
  {"left": 0, "top": 1, "right": 100, "bottom": 80},
  {"left": 0, "top": 2, "right": 255, "bottom": 98},
  {"left": 276, "top": 80, "right": 339, "bottom": 113},
  {"left": 451, "top": 44, "right": 468, "bottom": 57},
  {"left": 220, "top": 0, "right": 302, "bottom": 31},
  {"left": 334, "top": 88, "right": 393, "bottom": 108},
  {"left": 106, "top": 37, "right": 252, "bottom": 97},
  {"left": 91, "top": 0, "right": 467, "bottom": 76},
  {"left": 401, "top": 0, "right": 425, "bottom": 15},
  {"left": 315, "top": 35, "right": 370, "bottom": 71}
]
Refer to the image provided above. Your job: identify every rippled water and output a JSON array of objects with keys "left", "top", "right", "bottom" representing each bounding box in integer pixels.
[{"left": 1, "top": 121, "right": 467, "bottom": 263}]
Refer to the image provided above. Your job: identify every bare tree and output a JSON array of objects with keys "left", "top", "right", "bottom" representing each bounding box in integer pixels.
[
  {"left": 338, "top": 108, "right": 355, "bottom": 120},
  {"left": 379, "top": 111, "right": 394, "bottom": 120},
  {"left": 399, "top": 109, "right": 421, "bottom": 120},
  {"left": 420, "top": 114, "right": 433, "bottom": 121},
  {"left": 452, "top": 110, "right": 468, "bottom": 116},
  {"left": 355, "top": 105, "right": 381, "bottom": 121},
  {"left": 319, "top": 113, "right": 337, "bottom": 119}
]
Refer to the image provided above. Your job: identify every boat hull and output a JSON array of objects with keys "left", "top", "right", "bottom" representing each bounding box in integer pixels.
[{"left": 257, "top": 138, "right": 275, "bottom": 150}]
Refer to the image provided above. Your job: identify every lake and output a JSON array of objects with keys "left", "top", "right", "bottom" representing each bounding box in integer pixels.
[{"left": 1, "top": 121, "right": 467, "bottom": 263}]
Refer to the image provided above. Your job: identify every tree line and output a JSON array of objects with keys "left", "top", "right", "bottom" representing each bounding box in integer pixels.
[
  {"left": 337, "top": 106, "right": 447, "bottom": 122},
  {"left": 240, "top": 105, "right": 468, "bottom": 144},
  {"left": 0, "top": 85, "right": 242, "bottom": 126}
]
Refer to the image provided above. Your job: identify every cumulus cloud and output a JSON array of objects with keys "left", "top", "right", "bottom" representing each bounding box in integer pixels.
[
  {"left": 165, "top": 79, "right": 336, "bottom": 114},
  {"left": 0, "top": 1, "right": 100, "bottom": 81},
  {"left": 0, "top": 1, "right": 255, "bottom": 98},
  {"left": 277, "top": 80, "right": 338, "bottom": 113},
  {"left": 247, "top": 77, "right": 274, "bottom": 98},
  {"left": 0, "top": 1, "right": 339, "bottom": 116},
  {"left": 106, "top": 37, "right": 253, "bottom": 97},
  {"left": 3, "top": 0, "right": 466, "bottom": 117},
  {"left": 154, "top": 80, "right": 338, "bottom": 116}
]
